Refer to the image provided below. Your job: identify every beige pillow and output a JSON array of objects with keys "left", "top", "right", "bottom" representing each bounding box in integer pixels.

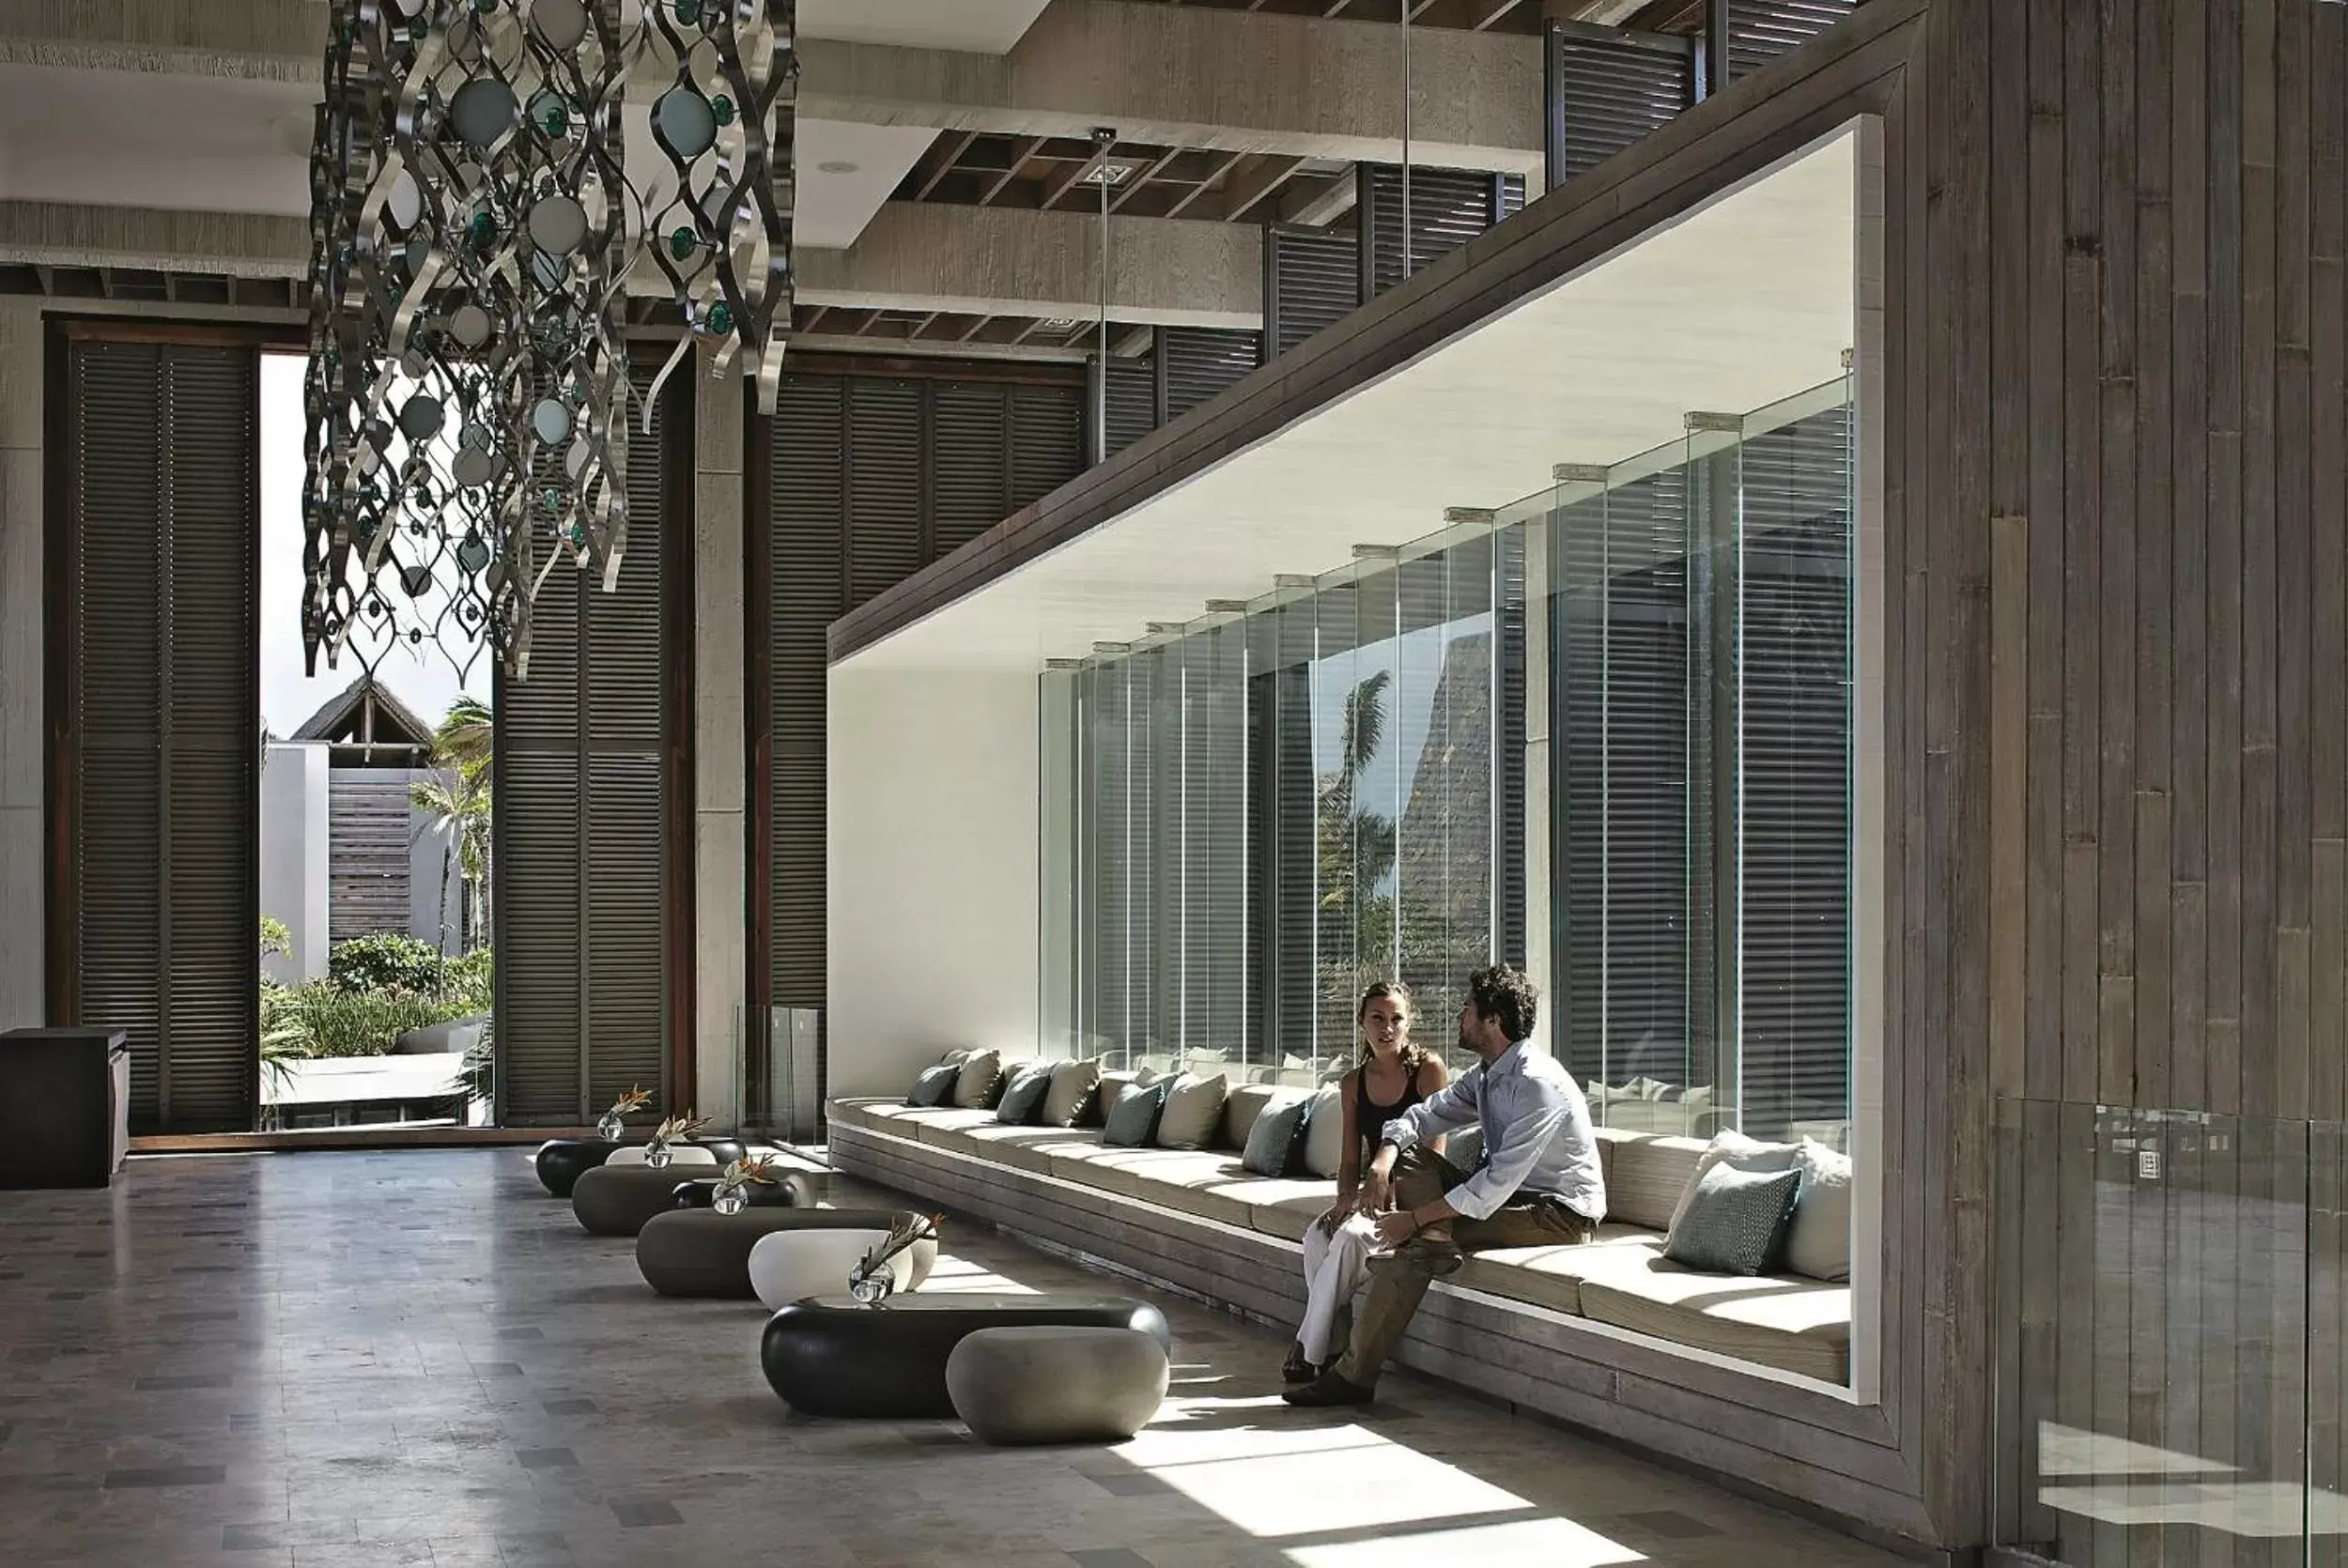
[
  {"left": 950, "top": 1049, "right": 1003, "bottom": 1109},
  {"left": 1218, "top": 1084, "right": 1281, "bottom": 1151},
  {"left": 1665, "top": 1128, "right": 1799, "bottom": 1241},
  {"left": 1301, "top": 1083, "right": 1347, "bottom": 1179},
  {"left": 1152, "top": 1073, "right": 1229, "bottom": 1150},
  {"left": 1040, "top": 1058, "right": 1101, "bottom": 1128},
  {"left": 1784, "top": 1138, "right": 1852, "bottom": 1282}
]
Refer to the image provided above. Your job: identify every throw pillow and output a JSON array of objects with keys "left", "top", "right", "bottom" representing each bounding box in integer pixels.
[
  {"left": 1662, "top": 1162, "right": 1801, "bottom": 1276},
  {"left": 1784, "top": 1138, "right": 1853, "bottom": 1282},
  {"left": 1300, "top": 1083, "right": 1347, "bottom": 1179},
  {"left": 1219, "top": 1084, "right": 1280, "bottom": 1150},
  {"left": 1665, "top": 1128, "right": 1800, "bottom": 1242},
  {"left": 1088, "top": 1068, "right": 1154, "bottom": 1127},
  {"left": 906, "top": 1062, "right": 958, "bottom": 1107},
  {"left": 950, "top": 1049, "right": 1004, "bottom": 1109},
  {"left": 1239, "top": 1090, "right": 1311, "bottom": 1176},
  {"left": 1101, "top": 1076, "right": 1173, "bottom": 1147},
  {"left": 1152, "top": 1073, "right": 1229, "bottom": 1150},
  {"left": 994, "top": 1064, "right": 1054, "bottom": 1125},
  {"left": 1040, "top": 1058, "right": 1101, "bottom": 1128}
]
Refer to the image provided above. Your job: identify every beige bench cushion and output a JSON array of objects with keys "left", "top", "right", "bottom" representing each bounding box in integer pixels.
[
  {"left": 1453, "top": 1226, "right": 1669, "bottom": 1316},
  {"left": 1042, "top": 1144, "right": 1258, "bottom": 1230},
  {"left": 828, "top": 1097, "right": 894, "bottom": 1132},
  {"left": 1577, "top": 1259, "right": 1852, "bottom": 1382},
  {"left": 948, "top": 1120, "right": 1104, "bottom": 1175},
  {"left": 1244, "top": 1182, "right": 1345, "bottom": 1242}
]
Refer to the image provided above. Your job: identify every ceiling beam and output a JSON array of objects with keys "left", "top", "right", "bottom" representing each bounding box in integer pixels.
[
  {"left": 1161, "top": 150, "right": 1248, "bottom": 218},
  {"left": 0, "top": 0, "right": 1542, "bottom": 177},
  {"left": 909, "top": 131, "right": 981, "bottom": 200},
  {"left": 1205, "top": 153, "right": 1309, "bottom": 223}
]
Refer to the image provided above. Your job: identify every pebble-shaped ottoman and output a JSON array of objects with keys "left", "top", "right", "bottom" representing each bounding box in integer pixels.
[
  {"left": 946, "top": 1326, "right": 1169, "bottom": 1445},
  {"left": 761, "top": 1294, "right": 1172, "bottom": 1419},
  {"left": 635, "top": 1207, "right": 915, "bottom": 1299},
  {"left": 532, "top": 1138, "right": 617, "bottom": 1198},
  {"left": 745, "top": 1224, "right": 937, "bottom": 1311},
  {"left": 605, "top": 1145, "right": 718, "bottom": 1169},
  {"left": 573, "top": 1162, "right": 788, "bottom": 1237},
  {"left": 669, "top": 1169, "right": 823, "bottom": 1214}
]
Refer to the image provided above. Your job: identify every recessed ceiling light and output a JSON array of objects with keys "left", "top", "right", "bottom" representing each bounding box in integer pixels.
[
  {"left": 817, "top": 161, "right": 860, "bottom": 175},
  {"left": 1038, "top": 316, "right": 1083, "bottom": 331}
]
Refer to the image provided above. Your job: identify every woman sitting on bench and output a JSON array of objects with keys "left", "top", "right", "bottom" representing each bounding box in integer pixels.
[{"left": 1284, "top": 980, "right": 1449, "bottom": 1386}]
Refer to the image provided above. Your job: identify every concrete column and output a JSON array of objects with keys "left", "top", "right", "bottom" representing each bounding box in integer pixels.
[
  {"left": 692, "top": 368, "right": 747, "bottom": 1127},
  {"left": 0, "top": 298, "right": 43, "bottom": 1028}
]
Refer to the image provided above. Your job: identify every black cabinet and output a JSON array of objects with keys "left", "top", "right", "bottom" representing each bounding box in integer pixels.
[{"left": 0, "top": 1028, "right": 131, "bottom": 1188}]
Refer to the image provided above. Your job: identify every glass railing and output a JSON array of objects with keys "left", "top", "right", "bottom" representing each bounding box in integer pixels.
[
  {"left": 734, "top": 1006, "right": 823, "bottom": 1144},
  {"left": 1993, "top": 1098, "right": 2334, "bottom": 1564}
]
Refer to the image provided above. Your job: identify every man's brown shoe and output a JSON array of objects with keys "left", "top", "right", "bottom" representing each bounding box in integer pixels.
[{"left": 1282, "top": 1370, "right": 1374, "bottom": 1407}]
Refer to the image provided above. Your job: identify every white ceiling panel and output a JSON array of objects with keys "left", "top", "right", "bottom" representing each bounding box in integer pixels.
[
  {"left": 840, "top": 127, "right": 1863, "bottom": 674},
  {"left": 798, "top": 0, "right": 1056, "bottom": 53}
]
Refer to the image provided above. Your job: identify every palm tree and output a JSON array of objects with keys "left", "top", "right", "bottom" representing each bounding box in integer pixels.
[{"left": 412, "top": 695, "right": 493, "bottom": 953}]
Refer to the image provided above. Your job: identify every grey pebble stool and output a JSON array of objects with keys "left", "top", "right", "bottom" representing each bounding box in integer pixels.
[
  {"left": 635, "top": 1207, "right": 916, "bottom": 1299},
  {"left": 947, "top": 1326, "right": 1169, "bottom": 1445}
]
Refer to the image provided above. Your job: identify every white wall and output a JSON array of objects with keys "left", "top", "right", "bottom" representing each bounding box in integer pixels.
[
  {"left": 826, "top": 664, "right": 1040, "bottom": 1099},
  {"left": 259, "top": 743, "right": 330, "bottom": 982}
]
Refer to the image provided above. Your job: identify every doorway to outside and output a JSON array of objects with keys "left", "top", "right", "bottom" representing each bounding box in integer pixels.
[{"left": 255, "top": 349, "right": 497, "bottom": 1133}]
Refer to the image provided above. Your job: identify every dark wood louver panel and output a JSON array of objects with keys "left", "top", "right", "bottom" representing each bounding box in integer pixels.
[
  {"left": 67, "top": 342, "right": 257, "bottom": 1134},
  {"left": 846, "top": 379, "right": 923, "bottom": 610},
  {"left": 1266, "top": 225, "right": 1361, "bottom": 361},
  {"left": 931, "top": 382, "right": 1010, "bottom": 556},
  {"left": 1360, "top": 165, "right": 1522, "bottom": 302},
  {"left": 1735, "top": 405, "right": 1852, "bottom": 1139},
  {"left": 766, "top": 365, "right": 1087, "bottom": 1038},
  {"left": 497, "top": 369, "right": 673, "bottom": 1126},
  {"left": 1546, "top": 24, "right": 1695, "bottom": 191},
  {"left": 1722, "top": 0, "right": 1858, "bottom": 84},
  {"left": 1158, "top": 327, "right": 1261, "bottom": 424},
  {"left": 1104, "top": 356, "right": 1157, "bottom": 459}
]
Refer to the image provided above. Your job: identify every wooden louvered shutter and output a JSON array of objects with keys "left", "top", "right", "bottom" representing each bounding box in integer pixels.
[
  {"left": 66, "top": 341, "right": 257, "bottom": 1134},
  {"left": 1735, "top": 404, "right": 1852, "bottom": 1138},
  {"left": 1722, "top": 0, "right": 1858, "bottom": 84},
  {"left": 1360, "top": 165, "right": 1514, "bottom": 301},
  {"left": 1157, "top": 328, "right": 1261, "bottom": 423},
  {"left": 496, "top": 368, "right": 675, "bottom": 1125},
  {"left": 1545, "top": 23, "right": 1696, "bottom": 191},
  {"left": 1266, "top": 225, "right": 1360, "bottom": 360},
  {"left": 767, "top": 375, "right": 843, "bottom": 1022},
  {"left": 845, "top": 379, "right": 922, "bottom": 609},
  {"left": 931, "top": 382, "right": 1010, "bottom": 557},
  {"left": 1104, "top": 357, "right": 1157, "bottom": 459},
  {"left": 1008, "top": 381, "right": 1084, "bottom": 510}
]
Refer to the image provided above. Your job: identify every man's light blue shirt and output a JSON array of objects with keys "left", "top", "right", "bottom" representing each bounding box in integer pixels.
[{"left": 1381, "top": 1038, "right": 1606, "bottom": 1222}]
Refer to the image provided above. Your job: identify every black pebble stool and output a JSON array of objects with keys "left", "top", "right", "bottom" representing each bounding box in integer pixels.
[
  {"left": 761, "top": 1294, "right": 1173, "bottom": 1419},
  {"left": 536, "top": 1137, "right": 749, "bottom": 1198},
  {"left": 574, "top": 1163, "right": 793, "bottom": 1237},
  {"left": 533, "top": 1138, "right": 617, "bottom": 1198},
  {"left": 669, "top": 1170, "right": 822, "bottom": 1211},
  {"left": 636, "top": 1207, "right": 912, "bottom": 1299}
]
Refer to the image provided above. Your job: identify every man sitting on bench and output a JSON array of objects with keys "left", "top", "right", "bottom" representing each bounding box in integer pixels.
[{"left": 1285, "top": 963, "right": 1607, "bottom": 1407}]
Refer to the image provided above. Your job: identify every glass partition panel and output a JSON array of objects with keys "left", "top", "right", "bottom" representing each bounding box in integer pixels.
[{"left": 1995, "top": 1099, "right": 2315, "bottom": 1568}]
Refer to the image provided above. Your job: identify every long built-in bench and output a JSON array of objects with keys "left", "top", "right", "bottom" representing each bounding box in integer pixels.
[{"left": 827, "top": 1092, "right": 1850, "bottom": 1384}]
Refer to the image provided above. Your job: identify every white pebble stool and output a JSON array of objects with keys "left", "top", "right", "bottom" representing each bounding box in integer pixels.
[
  {"left": 747, "top": 1227, "right": 938, "bottom": 1311},
  {"left": 605, "top": 1145, "right": 718, "bottom": 1169}
]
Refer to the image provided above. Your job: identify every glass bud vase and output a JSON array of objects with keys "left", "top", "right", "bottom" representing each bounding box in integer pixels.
[
  {"left": 645, "top": 1140, "right": 672, "bottom": 1170},
  {"left": 711, "top": 1182, "right": 747, "bottom": 1217},
  {"left": 595, "top": 1111, "right": 625, "bottom": 1142},
  {"left": 849, "top": 1268, "right": 894, "bottom": 1306}
]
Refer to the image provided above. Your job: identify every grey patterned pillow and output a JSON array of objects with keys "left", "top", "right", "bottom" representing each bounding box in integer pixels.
[
  {"left": 994, "top": 1064, "right": 1054, "bottom": 1125},
  {"left": 1239, "top": 1090, "right": 1311, "bottom": 1176},
  {"left": 1661, "top": 1162, "right": 1800, "bottom": 1276},
  {"left": 1101, "top": 1077, "right": 1173, "bottom": 1147}
]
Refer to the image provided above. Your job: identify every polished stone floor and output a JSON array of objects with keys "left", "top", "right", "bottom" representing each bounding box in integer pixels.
[{"left": 0, "top": 1149, "right": 1908, "bottom": 1568}]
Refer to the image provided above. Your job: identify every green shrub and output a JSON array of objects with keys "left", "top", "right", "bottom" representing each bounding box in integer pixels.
[
  {"left": 261, "top": 981, "right": 476, "bottom": 1060},
  {"left": 260, "top": 915, "right": 291, "bottom": 961},
  {"left": 444, "top": 946, "right": 495, "bottom": 1014},
  {"left": 330, "top": 933, "right": 447, "bottom": 998}
]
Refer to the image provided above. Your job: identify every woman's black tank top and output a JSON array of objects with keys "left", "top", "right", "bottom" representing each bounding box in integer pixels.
[{"left": 1356, "top": 1058, "right": 1428, "bottom": 1141}]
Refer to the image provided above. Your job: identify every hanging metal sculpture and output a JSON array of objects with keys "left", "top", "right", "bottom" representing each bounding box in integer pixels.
[{"left": 303, "top": 0, "right": 796, "bottom": 680}]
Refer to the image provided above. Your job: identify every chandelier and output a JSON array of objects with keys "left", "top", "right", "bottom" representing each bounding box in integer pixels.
[{"left": 303, "top": 0, "right": 796, "bottom": 680}]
